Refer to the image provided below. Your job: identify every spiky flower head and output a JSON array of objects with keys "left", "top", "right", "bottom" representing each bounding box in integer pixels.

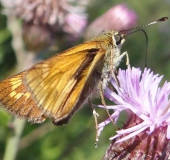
[{"left": 98, "top": 67, "right": 170, "bottom": 159}]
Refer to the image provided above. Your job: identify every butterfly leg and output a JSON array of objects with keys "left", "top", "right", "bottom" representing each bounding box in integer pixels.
[
  {"left": 112, "top": 51, "right": 130, "bottom": 86},
  {"left": 99, "top": 82, "right": 116, "bottom": 126},
  {"left": 88, "top": 98, "right": 99, "bottom": 147},
  {"left": 119, "top": 51, "right": 130, "bottom": 67}
]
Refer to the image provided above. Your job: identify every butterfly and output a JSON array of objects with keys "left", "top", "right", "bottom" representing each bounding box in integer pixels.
[
  {"left": 0, "top": 17, "right": 167, "bottom": 125},
  {"left": 0, "top": 30, "right": 126, "bottom": 125}
]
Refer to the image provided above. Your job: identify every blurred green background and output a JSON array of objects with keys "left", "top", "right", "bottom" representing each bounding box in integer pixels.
[{"left": 0, "top": 0, "right": 170, "bottom": 160}]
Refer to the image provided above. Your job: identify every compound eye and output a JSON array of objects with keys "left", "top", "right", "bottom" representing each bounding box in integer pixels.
[{"left": 114, "top": 34, "right": 122, "bottom": 45}]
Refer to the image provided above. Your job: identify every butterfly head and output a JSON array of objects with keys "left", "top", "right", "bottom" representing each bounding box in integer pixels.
[
  {"left": 113, "top": 31, "right": 126, "bottom": 48},
  {"left": 98, "top": 31, "right": 126, "bottom": 50}
]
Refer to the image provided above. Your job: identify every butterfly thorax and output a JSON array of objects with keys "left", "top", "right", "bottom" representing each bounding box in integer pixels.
[{"left": 93, "top": 31, "right": 125, "bottom": 89}]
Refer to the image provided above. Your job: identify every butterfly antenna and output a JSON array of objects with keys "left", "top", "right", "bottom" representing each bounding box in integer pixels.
[
  {"left": 119, "top": 17, "right": 168, "bottom": 34},
  {"left": 120, "top": 17, "right": 168, "bottom": 67}
]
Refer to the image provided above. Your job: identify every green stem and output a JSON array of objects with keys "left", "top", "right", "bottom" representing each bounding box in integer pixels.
[
  {"left": 3, "top": 14, "right": 27, "bottom": 160},
  {"left": 3, "top": 119, "right": 26, "bottom": 160}
]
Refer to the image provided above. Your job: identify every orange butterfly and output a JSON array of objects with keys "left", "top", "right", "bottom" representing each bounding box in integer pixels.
[
  {"left": 0, "top": 31, "right": 126, "bottom": 125},
  {"left": 0, "top": 17, "right": 167, "bottom": 125}
]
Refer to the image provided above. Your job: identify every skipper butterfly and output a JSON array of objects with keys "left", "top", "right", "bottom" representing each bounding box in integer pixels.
[{"left": 0, "top": 17, "right": 167, "bottom": 125}]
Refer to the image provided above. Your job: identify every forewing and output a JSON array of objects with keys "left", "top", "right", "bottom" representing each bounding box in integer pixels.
[{"left": 24, "top": 42, "right": 106, "bottom": 123}]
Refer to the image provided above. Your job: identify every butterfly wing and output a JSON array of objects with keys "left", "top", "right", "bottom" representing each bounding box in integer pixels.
[
  {"left": 0, "top": 71, "right": 46, "bottom": 123},
  {"left": 24, "top": 42, "right": 106, "bottom": 125}
]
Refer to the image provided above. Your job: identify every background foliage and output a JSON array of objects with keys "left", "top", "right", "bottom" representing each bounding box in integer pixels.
[{"left": 0, "top": 0, "right": 170, "bottom": 160}]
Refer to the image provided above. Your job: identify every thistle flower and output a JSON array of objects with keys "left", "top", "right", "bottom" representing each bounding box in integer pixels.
[
  {"left": 1, "top": 0, "right": 88, "bottom": 51},
  {"left": 98, "top": 67, "right": 170, "bottom": 159},
  {"left": 1, "top": 0, "right": 88, "bottom": 30},
  {"left": 14, "top": 0, "right": 88, "bottom": 36},
  {"left": 85, "top": 3, "right": 137, "bottom": 40}
]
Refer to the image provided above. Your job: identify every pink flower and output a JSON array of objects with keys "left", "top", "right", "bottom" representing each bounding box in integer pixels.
[
  {"left": 98, "top": 67, "right": 170, "bottom": 143},
  {"left": 85, "top": 3, "right": 137, "bottom": 39},
  {"left": 1, "top": 0, "right": 88, "bottom": 38},
  {"left": 64, "top": 13, "right": 87, "bottom": 38}
]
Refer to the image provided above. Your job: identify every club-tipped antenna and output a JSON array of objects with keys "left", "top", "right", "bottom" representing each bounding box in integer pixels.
[
  {"left": 120, "top": 17, "right": 168, "bottom": 68},
  {"left": 119, "top": 17, "right": 168, "bottom": 34}
]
